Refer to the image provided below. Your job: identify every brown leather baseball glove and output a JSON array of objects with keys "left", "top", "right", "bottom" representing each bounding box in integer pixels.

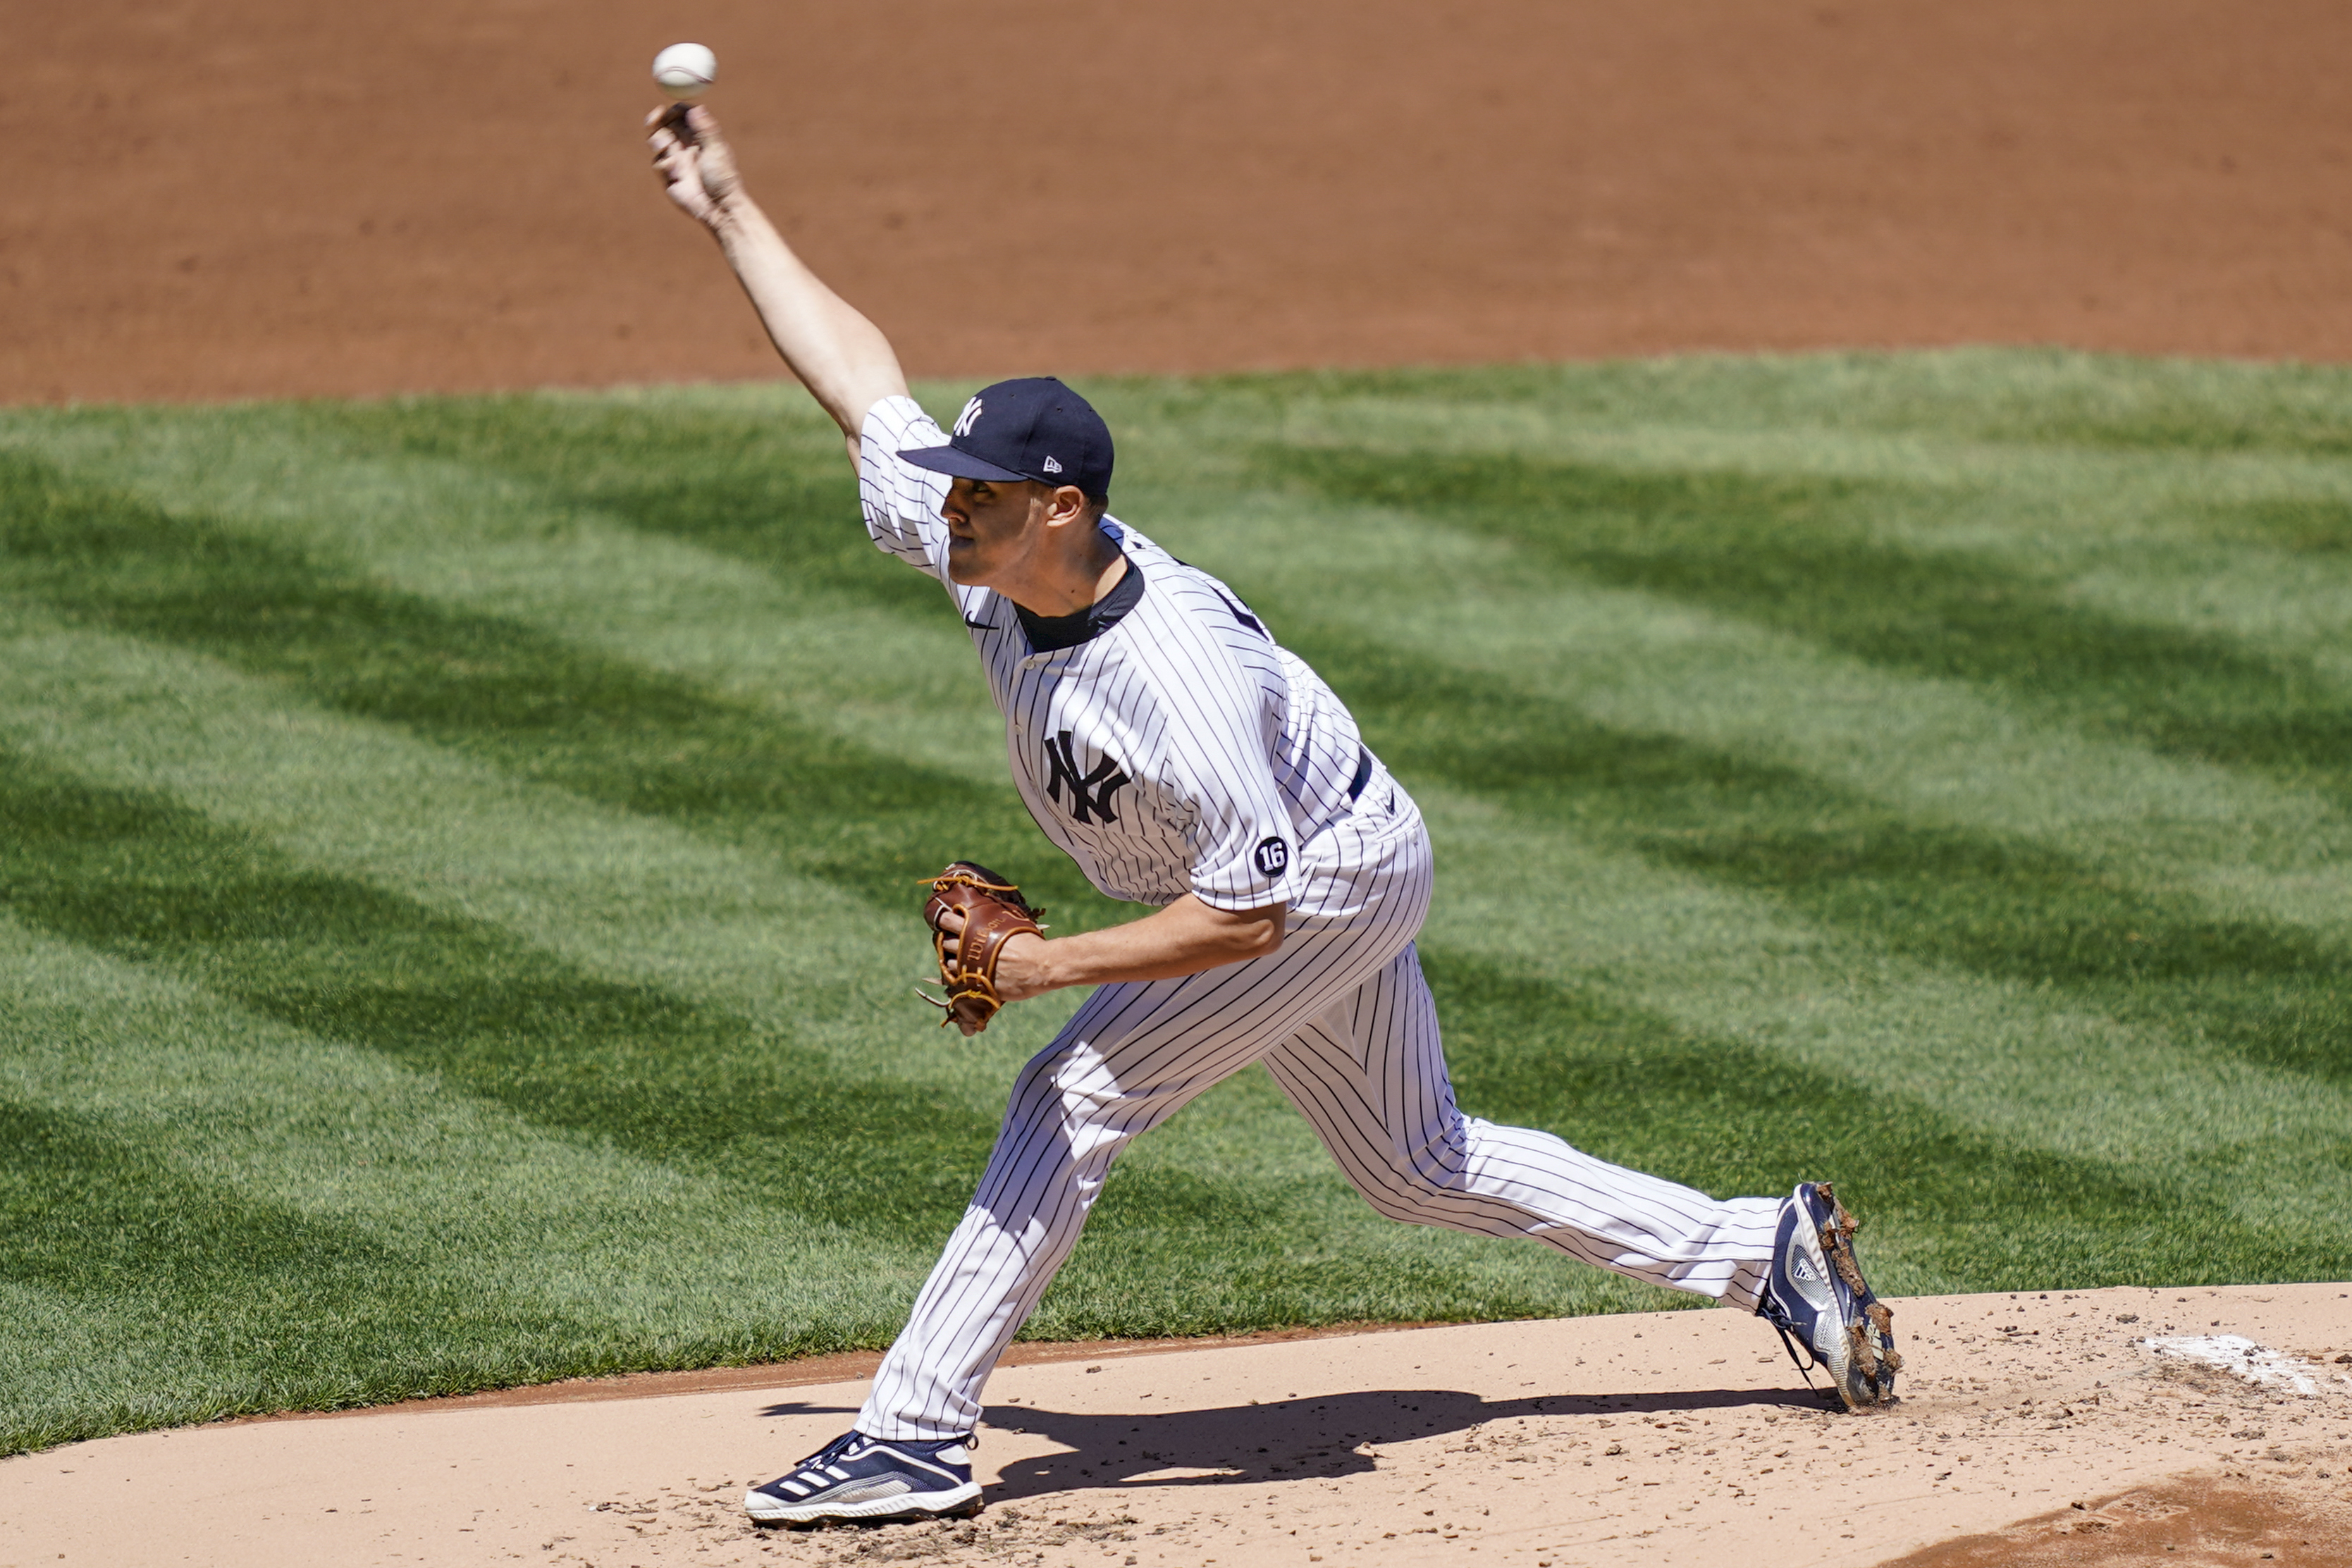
[{"left": 918, "top": 862, "right": 1046, "bottom": 1036}]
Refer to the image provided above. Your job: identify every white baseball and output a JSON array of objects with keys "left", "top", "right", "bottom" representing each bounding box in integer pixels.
[{"left": 652, "top": 42, "right": 717, "bottom": 101}]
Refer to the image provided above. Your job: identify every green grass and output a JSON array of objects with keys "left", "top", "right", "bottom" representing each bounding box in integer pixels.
[{"left": 1, "top": 347, "right": 2349, "bottom": 1456}]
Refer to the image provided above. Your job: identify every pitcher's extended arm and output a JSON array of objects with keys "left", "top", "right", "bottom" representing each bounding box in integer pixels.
[
  {"left": 942, "top": 894, "right": 1286, "bottom": 1004},
  {"left": 648, "top": 104, "right": 907, "bottom": 462}
]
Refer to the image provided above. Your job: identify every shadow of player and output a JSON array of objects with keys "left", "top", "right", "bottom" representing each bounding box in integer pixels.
[{"left": 759, "top": 1381, "right": 1828, "bottom": 1502}]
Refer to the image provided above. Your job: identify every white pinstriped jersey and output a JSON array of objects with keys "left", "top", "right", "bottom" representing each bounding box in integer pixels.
[
  {"left": 858, "top": 395, "right": 1370, "bottom": 913},
  {"left": 837, "top": 395, "right": 1790, "bottom": 1449}
]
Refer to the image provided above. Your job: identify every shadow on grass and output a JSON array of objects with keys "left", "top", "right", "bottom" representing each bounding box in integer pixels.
[{"left": 1264, "top": 447, "right": 2352, "bottom": 799}]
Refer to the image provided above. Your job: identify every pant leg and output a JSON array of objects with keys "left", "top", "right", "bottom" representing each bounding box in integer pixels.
[
  {"left": 854, "top": 981, "right": 1250, "bottom": 1442},
  {"left": 856, "top": 798, "right": 1432, "bottom": 1441},
  {"left": 1259, "top": 941, "right": 1781, "bottom": 1307}
]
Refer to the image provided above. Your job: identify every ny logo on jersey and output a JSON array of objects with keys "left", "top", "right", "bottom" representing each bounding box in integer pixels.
[
  {"left": 1043, "top": 731, "right": 1131, "bottom": 825},
  {"left": 953, "top": 397, "right": 984, "bottom": 437}
]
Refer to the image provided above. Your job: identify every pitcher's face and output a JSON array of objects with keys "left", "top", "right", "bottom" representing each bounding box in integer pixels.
[{"left": 940, "top": 477, "right": 1053, "bottom": 586}]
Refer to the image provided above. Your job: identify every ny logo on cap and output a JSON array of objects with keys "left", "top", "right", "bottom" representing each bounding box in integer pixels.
[{"left": 953, "top": 397, "right": 984, "bottom": 438}]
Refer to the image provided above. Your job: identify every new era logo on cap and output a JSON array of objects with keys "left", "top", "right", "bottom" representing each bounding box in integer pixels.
[{"left": 900, "top": 377, "right": 1114, "bottom": 500}]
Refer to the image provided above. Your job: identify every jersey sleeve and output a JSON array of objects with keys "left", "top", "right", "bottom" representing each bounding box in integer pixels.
[
  {"left": 1166, "top": 662, "right": 1309, "bottom": 913},
  {"left": 858, "top": 395, "right": 954, "bottom": 581}
]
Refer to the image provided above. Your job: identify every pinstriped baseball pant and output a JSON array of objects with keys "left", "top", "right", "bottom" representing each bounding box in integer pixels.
[{"left": 856, "top": 776, "right": 1783, "bottom": 1441}]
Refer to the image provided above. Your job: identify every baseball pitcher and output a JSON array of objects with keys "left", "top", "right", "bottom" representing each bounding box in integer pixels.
[{"left": 646, "top": 101, "right": 1900, "bottom": 1529}]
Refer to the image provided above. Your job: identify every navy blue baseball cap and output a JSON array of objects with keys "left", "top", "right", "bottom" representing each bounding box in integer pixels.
[{"left": 899, "top": 377, "right": 1114, "bottom": 499}]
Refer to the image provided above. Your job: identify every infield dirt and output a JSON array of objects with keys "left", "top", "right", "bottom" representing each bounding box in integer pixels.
[
  {"left": 9, "top": 1284, "right": 2352, "bottom": 1567},
  {"left": 6, "top": 0, "right": 2351, "bottom": 404}
]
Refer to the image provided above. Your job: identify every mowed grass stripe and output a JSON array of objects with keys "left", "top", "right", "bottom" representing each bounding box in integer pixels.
[
  {"left": 18, "top": 395, "right": 2352, "bottom": 1166},
  {"left": 9, "top": 451, "right": 2333, "bottom": 1250},
  {"left": 13, "top": 390, "right": 2333, "bottom": 1132},
  {"left": 1287, "top": 625, "right": 2352, "bottom": 1092},
  {"left": 0, "top": 743, "right": 1000, "bottom": 1237},
  {"left": 1174, "top": 359, "right": 2352, "bottom": 690},
  {"left": 296, "top": 393, "right": 934, "bottom": 622},
  {"left": 1408, "top": 782, "right": 2352, "bottom": 1248},
  {"left": 0, "top": 902, "right": 963, "bottom": 1452},
  {"left": 0, "top": 397, "right": 1014, "bottom": 789},
  {"left": 1414, "top": 951, "right": 2344, "bottom": 1290},
  {"left": 0, "top": 735, "right": 1727, "bottom": 1390},
  {"left": 0, "top": 442, "right": 1121, "bottom": 1116},
  {"left": 1533, "top": 347, "right": 2352, "bottom": 461},
  {"left": 1150, "top": 457, "right": 2351, "bottom": 931},
  {"left": 13, "top": 647, "right": 2308, "bottom": 1303},
  {"left": 0, "top": 352, "right": 2347, "bottom": 1450},
  {"left": 0, "top": 450, "right": 1102, "bottom": 921},
  {"left": 1176, "top": 352, "right": 2352, "bottom": 481},
  {"left": 1260, "top": 447, "right": 2352, "bottom": 805},
  {"left": 0, "top": 1095, "right": 609, "bottom": 1452},
  {"left": 0, "top": 595, "right": 1704, "bottom": 1407},
  {"left": 16, "top": 421, "right": 2338, "bottom": 1155},
  {"left": 0, "top": 907, "right": 926, "bottom": 1339},
  {"left": 23, "top": 391, "right": 2341, "bottom": 923}
]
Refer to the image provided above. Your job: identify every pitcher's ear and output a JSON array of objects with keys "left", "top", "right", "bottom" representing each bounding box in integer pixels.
[{"left": 1041, "top": 483, "right": 1092, "bottom": 525}]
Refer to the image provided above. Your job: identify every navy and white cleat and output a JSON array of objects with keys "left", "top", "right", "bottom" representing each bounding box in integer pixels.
[
  {"left": 744, "top": 1430, "right": 983, "bottom": 1526},
  {"left": 1755, "top": 1180, "right": 1902, "bottom": 1410}
]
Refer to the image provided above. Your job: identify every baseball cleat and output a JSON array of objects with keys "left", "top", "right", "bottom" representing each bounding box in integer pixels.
[
  {"left": 745, "top": 1430, "right": 982, "bottom": 1526},
  {"left": 1756, "top": 1180, "right": 1902, "bottom": 1410}
]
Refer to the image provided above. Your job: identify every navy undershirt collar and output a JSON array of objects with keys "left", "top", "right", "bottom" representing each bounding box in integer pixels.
[{"left": 1014, "top": 555, "right": 1145, "bottom": 653}]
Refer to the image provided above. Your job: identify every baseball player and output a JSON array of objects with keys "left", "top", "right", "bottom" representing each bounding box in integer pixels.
[{"left": 646, "top": 103, "right": 1900, "bottom": 1529}]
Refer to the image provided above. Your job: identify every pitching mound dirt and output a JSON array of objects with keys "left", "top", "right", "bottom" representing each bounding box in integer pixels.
[
  {"left": 8, "top": 1283, "right": 2350, "bottom": 1567},
  {"left": 1883, "top": 1472, "right": 2352, "bottom": 1567},
  {"left": 8, "top": 1, "right": 2351, "bottom": 405}
]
